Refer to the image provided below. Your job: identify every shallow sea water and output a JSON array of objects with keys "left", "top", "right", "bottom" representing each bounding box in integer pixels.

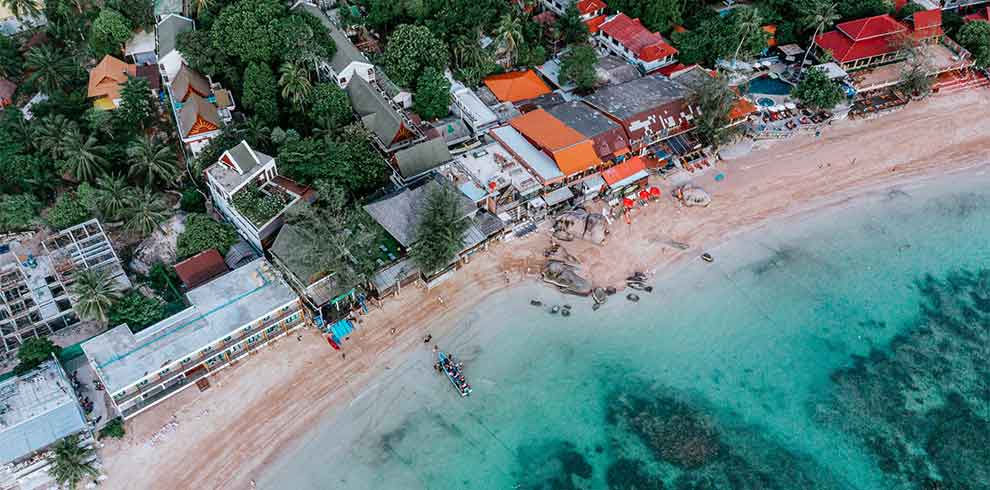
[{"left": 261, "top": 172, "right": 990, "bottom": 490}]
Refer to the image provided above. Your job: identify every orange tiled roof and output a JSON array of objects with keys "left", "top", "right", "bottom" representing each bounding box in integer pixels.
[
  {"left": 601, "top": 156, "right": 646, "bottom": 185},
  {"left": 483, "top": 70, "right": 552, "bottom": 103},
  {"left": 87, "top": 55, "right": 136, "bottom": 101},
  {"left": 728, "top": 98, "right": 757, "bottom": 120},
  {"left": 510, "top": 109, "right": 599, "bottom": 176}
]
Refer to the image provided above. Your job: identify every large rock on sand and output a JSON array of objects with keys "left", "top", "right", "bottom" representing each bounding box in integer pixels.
[
  {"left": 680, "top": 186, "right": 712, "bottom": 207},
  {"left": 542, "top": 261, "right": 593, "bottom": 296},
  {"left": 555, "top": 209, "right": 609, "bottom": 244}
]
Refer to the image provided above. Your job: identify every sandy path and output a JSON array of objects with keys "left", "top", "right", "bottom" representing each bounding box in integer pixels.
[{"left": 96, "top": 89, "right": 990, "bottom": 490}]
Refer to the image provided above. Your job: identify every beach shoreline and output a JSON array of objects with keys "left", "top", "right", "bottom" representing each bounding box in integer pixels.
[{"left": 95, "top": 89, "right": 990, "bottom": 490}]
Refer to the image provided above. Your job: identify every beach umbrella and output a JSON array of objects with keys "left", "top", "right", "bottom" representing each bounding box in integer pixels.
[
  {"left": 623, "top": 197, "right": 634, "bottom": 208},
  {"left": 715, "top": 173, "right": 726, "bottom": 182},
  {"left": 638, "top": 190, "right": 650, "bottom": 201},
  {"left": 649, "top": 186, "right": 661, "bottom": 197}
]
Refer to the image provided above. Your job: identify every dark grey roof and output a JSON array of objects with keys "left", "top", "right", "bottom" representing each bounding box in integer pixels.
[
  {"left": 228, "top": 141, "right": 259, "bottom": 174},
  {"left": 433, "top": 118, "right": 471, "bottom": 146},
  {"left": 363, "top": 177, "right": 475, "bottom": 248},
  {"left": 155, "top": 14, "right": 193, "bottom": 57},
  {"left": 474, "top": 211, "right": 506, "bottom": 237},
  {"left": 224, "top": 240, "right": 257, "bottom": 269},
  {"left": 594, "top": 55, "right": 642, "bottom": 86},
  {"left": 668, "top": 65, "right": 711, "bottom": 91},
  {"left": 394, "top": 138, "right": 452, "bottom": 180},
  {"left": 346, "top": 76, "right": 404, "bottom": 147},
  {"left": 270, "top": 223, "right": 322, "bottom": 285},
  {"left": 177, "top": 93, "right": 220, "bottom": 138},
  {"left": 295, "top": 4, "right": 369, "bottom": 73},
  {"left": 548, "top": 101, "right": 622, "bottom": 139},
  {"left": 584, "top": 75, "right": 687, "bottom": 120}
]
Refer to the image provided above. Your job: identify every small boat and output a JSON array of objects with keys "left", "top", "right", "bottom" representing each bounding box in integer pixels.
[
  {"left": 551, "top": 305, "right": 561, "bottom": 314},
  {"left": 530, "top": 299, "right": 543, "bottom": 307},
  {"left": 563, "top": 304, "right": 572, "bottom": 310},
  {"left": 438, "top": 351, "right": 472, "bottom": 397},
  {"left": 561, "top": 309, "right": 571, "bottom": 317},
  {"left": 701, "top": 253, "right": 714, "bottom": 263},
  {"left": 627, "top": 293, "right": 640, "bottom": 302}
]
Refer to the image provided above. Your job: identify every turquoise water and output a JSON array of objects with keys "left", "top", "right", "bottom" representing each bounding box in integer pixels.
[
  {"left": 262, "top": 173, "right": 990, "bottom": 490},
  {"left": 747, "top": 76, "right": 793, "bottom": 96}
]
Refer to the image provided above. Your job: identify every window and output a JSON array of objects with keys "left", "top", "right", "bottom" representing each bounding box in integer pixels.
[
  {"left": 160, "top": 367, "right": 171, "bottom": 376},
  {"left": 223, "top": 335, "right": 233, "bottom": 342},
  {"left": 181, "top": 357, "right": 192, "bottom": 364}
]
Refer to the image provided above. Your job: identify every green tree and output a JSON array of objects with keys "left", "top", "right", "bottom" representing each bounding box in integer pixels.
[
  {"left": 308, "top": 82, "right": 352, "bottom": 130},
  {"left": 0, "top": 35, "right": 22, "bottom": 79},
  {"left": 495, "top": 14, "right": 524, "bottom": 66},
  {"left": 382, "top": 24, "right": 449, "bottom": 87},
  {"left": 792, "top": 66, "right": 844, "bottom": 110},
  {"left": 413, "top": 67, "right": 451, "bottom": 120},
  {"left": 242, "top": 62, "right": 279, "bottom": 125},
  {"left": 105, "top": 0, "right": 154, "bottom": 31},
  {"left": 1, "top": 0, "right": 41, "bottom": 19},
  {"left": 94, "top": 174, "right": 134, "bottom": 220},
  {"left": 898, "top": 37, "right": 934, "bottom": 97},
  {"left": 559, "top": 44, "right": 598, "bottom": 91},
  {"left": 799, "top": 0, "right": 840, "bottom": 72},
  {"left": 958, "top": 21, "right": 990, "bottom": 69},
  {"left": 412, "top": 184, "right": 469, "bottom": 274},
  {"left": 59, "top": 130, "right": 108, "bottom": 182},
  {"left": 117, "top": 76, "right": 154, "bottom": 131},
  {"left": 730, "top": 6, "right": 766, "bottom": 63},
  {"left": 836, "top": 0, "right": 891, "bottom": 21},
  {"left": 127, "top": 136, "right": 178, "bottom": 187},
  {"left": 99, "top": 418, "right": 126, "bottom": 439},
  {"left": 278, "top": 128, "right": 389, "bottom": 196},
  {"left": 13, "top": 337, "right": 61, "bottom": 375},
  {"left": 685, "top": 71, "right": 737, "bottom": 147},
  {"left": 46, "top": 192, "right": 91, "bottom": 229},
  {"left": 90, "top": 9, "right": 133, "bottom": 56},
  {"left": 176, "top": 213, "right": 239, "bottom": 258},
  {"left": 108, "top": 291, "right": 166, "bottom": 331},
  {"left": 24, "top": 45, "right": 80, "bottom": 94},
  {"left": 0, "top": 193, "right": 41, "bottom": 232},
  {"left": 70, "top": 269, "right": 121, "bottom": 323},
  {"left": 210, "top": 0, "right": 287, "bottom": 64},
  {"left": 123, "top": 187, "right": 168, "bottom": 235},
  {"left": 558, "top": 3, "right": 588, "bottom": 44},
  {"left": 47, "top": 435, "right": 99, "bottom": 490},
  {"left": 180, "top": 188, "right": 206, "bottom": 213},
  {"left": 34, "top": 114, "right": 79, "bottom": 161},
  {"left": 643, "top": 0, "right": 685, "bottom": 33},
  {"left": 672, "top": 17, "right": 735, "bottom": 66},
  {"left": 278, "top": 61, "right": 312, "bottom": 109},
  {"left": 176, "top": 30, "right": 237, "bottom": 83}
]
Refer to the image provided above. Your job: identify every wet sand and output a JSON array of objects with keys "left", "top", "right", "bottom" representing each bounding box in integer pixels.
[{"left": 95, "top": 88, "right": 990, "bottom": 490}]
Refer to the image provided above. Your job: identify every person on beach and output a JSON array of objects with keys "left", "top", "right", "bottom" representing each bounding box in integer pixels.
[{"left": 424, "top": 334, "right": 432, "bottom": 343}]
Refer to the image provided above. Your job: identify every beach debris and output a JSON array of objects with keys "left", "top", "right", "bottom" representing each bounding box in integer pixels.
[
  {"left": 530, "top": 299, "right": 543, "bottom": 307},
  {"left": 561, "top": 309, "right": 571, "bottom": 317},
  {"left": 542, "top": 261, "right": 593, "bottom": 296},
  {"left": 675, "top": 186, "right": 712, "bottom": 207},
  {"left": 627, "top": 293, "right": 640, "bottom": 302},
  {"left": 424, "top": 334, "right": 432, "bottom": 343},
  {"left": 627, "top": 281, "right": 649, "bottom": 291},
  {"left": 551, "top": 305, "right": 561, "bottom": 314},
  {"left": 145, "top": 419, "right": 179, "bottom": 448},
  {"left": 701, "top": 253, "right": 714, "bottom": 263}
]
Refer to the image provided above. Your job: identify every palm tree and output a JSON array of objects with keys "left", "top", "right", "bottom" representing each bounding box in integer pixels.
[
  {"left": 60, "top": 130, "right": 108, "bottom": 182},
  {"left": 731, "top": 7, "right": 764, "bottom": 65},
  {"left": 34, "top": 115, "right": 79, "bottom": 160},
  {"left": 94, "top": 174, "right": 135, "bottom": 220},
  {"left": 496, "top": 14, "right": 524, "bottom": 65},
  {"left": 70, "top": 269, "right": 120, "bottom": 323},
  {"left": 800, "top": 0, "right": 840, "bottom": 73},
  {"left": 47, "top": 435, "right": 99, "bottom": 489},
  {"left": 1, "top": 0, "right": 41, "bottom": 19},
  {"left": 127, "top": 136, "right": 178, "bottom": 187},
  {"left": 124, "top": 188, "right": 168, "bottom": 235},
  {"left": 190, "top": 0, "right": 212, "bottom": 17},
  {"left": 23, "top": 45, "right": 79, "bottom": 94},
  {"left": 278, "top": 61, "right": 312, "bottom": 109}
]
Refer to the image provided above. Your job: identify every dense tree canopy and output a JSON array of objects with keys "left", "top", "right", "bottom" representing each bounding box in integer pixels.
[
  {"left": 277, "top": 127, "right": 390, "bottom": 196},
  {"left": 109, "top": 291, "right": 166, "bottom": 332},
  {"left": 210, "top": 0, "right": 287, "bottom": 64},
  {"left": 685, "top": 72, "right": 737, "bottom": 147},
  {"left": 309, "top": 82, "right": 353, "bottom": 130},
  {"left": 412, "top": 185, "right": 469, "bottom": 274},
  {"left": 560, "top": 44, "right": 598, "bottom": 91},
  {"left": 13, "top": 337, "right": 61, "bottom": 375},
  {"left": 0, "top": 193, "right": 41, "bottom": 232},
  {"left": 46, "top": 191, "right": 91, "bottom": 229},
  {"left": 958, "top": 21, "right": 990, "bottom": 69},
  {"left": 242, "top": 63, "right": 279, "bottom": 125},
  {"left": 177, "top": 213, "right": 239, "bottom": 258},
  {"left": 792, "top": 67, "right": 845, "bottom": 110},
  {"left": 90, "top": 9, "right": 132, "bottom": 57},
  {"left": 672, "top": 10, "right": 769, "bottom": 66},
  {"left": 382, "top": 24, "right": 449, "bottom": 87},
  {"left": 413, "top": 67, "right": 451, "bottom": 120}
]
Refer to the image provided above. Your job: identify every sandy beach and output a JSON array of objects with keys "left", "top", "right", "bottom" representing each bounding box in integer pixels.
[{"left": 95, "top": 88, "right": 990, "bottom": 490}]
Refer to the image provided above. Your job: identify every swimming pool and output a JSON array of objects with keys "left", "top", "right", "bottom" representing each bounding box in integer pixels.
[
  {"left": 748, "top": 76, "right": 793, "bottom": 95},
  {"left": 757, "top": 97, "right": 775, "bottom": 107}
]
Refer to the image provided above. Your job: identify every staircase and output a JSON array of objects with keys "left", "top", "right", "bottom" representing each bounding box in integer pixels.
[{"left": 935, "top": 71, "right": 990, "bottom": 94}]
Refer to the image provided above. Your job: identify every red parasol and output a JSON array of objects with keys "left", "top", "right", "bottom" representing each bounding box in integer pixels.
[
  {"left": 623, "top": 197, "right": 634, "bottom": 208},
  {"left": 638, "top": 190, "right": 650, "bottom": 200},
  {"left": 649, "top": 186, "right": 661, "bottom": 197}
]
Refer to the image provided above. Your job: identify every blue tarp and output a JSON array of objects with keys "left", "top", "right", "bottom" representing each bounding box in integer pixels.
[{"left": 328, "top": 319, "right": 355, "bottom": 344}]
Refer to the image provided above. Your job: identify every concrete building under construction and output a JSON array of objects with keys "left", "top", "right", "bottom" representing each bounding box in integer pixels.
[{"left": 81, "top": 258, "right": 304, "bottom": 419}]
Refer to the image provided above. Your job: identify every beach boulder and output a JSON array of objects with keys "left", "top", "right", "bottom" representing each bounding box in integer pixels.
[
  {"left": 554, "top": 209, "right": 609, "bottom": 244},
  {"left": 679, "top": 186, "right": 712, "bottom": 208},
  {"left": 542, "top": 261, "right": 592, "bottom": 296}
]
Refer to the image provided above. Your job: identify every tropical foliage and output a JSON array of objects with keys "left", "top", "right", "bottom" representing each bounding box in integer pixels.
[
  {"left": 792, "top": 67, "right": 845, "bottom": 110},
  {"left": 13, "top": 337, "right": 61, "bottom": 375},
  {"left": 958, "top": 21, "right": 990, "bottom": 69},
  {"left": 0, "top": 193, "right": 41, "bottom": 232},
  {"left": 686, "top": 72, "right": 738, "bottom": 147},
  {"left": 47, "top": 191, "right": 92, "bottom": 229},
  {"left": 382, "top": 24, "right": 449, "bottom": 87},
  {"left": 124, "top": 188, "right": 168, "bottom": 235},
  {"left": 70, "top": 268, "right": 121, "bottom": 323},
  {"left": 127, "top": 137, "right": 178, "bottom": 187},
  {"left": 560, "top": 44, "right": 598, "bottom": 91},
  {"left": 109, "top": 291, "right": 166, "bottom": 332},
  {"left": 90, "top": 8, "right": 132, "bottom": 56},
  {"left": 177, "top": 213, "right": 239, "bottom": 258},
  {"left": 232, "top": 186, "right": 289, "bottom": 226},
  {"left": 413, "top": 67, "right": 451, "bottom": 120},
  {"left": 308, "top": 83, "right": 353, "bottom": 130},
  {"left": 412, "top": 185, "right": 469, "bottom": 274},
  {"left": 47, "top": 436, "right": 99, "bottom": 490},
  {"left": 242, "top": 63, "right": 279, "bottom": 125}
]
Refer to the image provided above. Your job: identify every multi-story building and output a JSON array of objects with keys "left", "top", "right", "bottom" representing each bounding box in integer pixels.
[
  {"left": 205, "top": 140, "right": 313, "bottom": 251},
  {"left": 82, "top": 258, "right": 304, "bottom": 420},
  {"left": 583, "top": 74, "right": 695, "bottom": 151},
  {"left": 596, "top": 13, "right": 678, "bottom": 73},
  {"left": 1, "top": 220, "right": 129, "bottom": 361}
]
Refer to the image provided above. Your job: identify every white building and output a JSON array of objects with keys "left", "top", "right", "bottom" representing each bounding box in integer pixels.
[{"left": 596, "top": 13, "right": 678, "bottom": 73}]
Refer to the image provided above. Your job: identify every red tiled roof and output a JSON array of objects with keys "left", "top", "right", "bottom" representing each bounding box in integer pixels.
[
  {"left": 601, "top": 156, "right": 646, "bottom": 185},
  {"left": 894, "top": 0, "right": 907, "bottom": 11},
  {"left": 577, "top": 0, "right": 606, "bottom": 15},
  {"left": 836, "top": 14, "right": 906, "bottom": 41},
  {"left": 174, "top": 249, "right": 229, "bottom": 290},
  {"left": 585, "top": 15, "right": 607, "bottom": 33},
  {"left": 913, "top": 9, "right": 941, "bottom": 30},
  {"left": 728, "top": 98, "right": 757, "bottom": 120},
  {"left": 483, "top": 70, "right": 552, "bottom": 103},
  {"left": 965, "top": 7, "right": 990, "bottom": 22},
  {"left": 656, "top": 62, "right": 689, "bottom": 77},
  {"left": 599, "top": 13, "right": 678, "bottom": 62}
]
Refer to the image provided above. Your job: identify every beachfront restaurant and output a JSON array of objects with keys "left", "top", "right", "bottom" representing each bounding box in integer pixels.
[{"left": 82, "top": 258, "right": 304, "bottom": 420}]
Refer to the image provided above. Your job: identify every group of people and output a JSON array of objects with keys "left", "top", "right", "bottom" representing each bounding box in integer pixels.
[{"left": 435, "top": 353, "right": 471, "bottom": 395}]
